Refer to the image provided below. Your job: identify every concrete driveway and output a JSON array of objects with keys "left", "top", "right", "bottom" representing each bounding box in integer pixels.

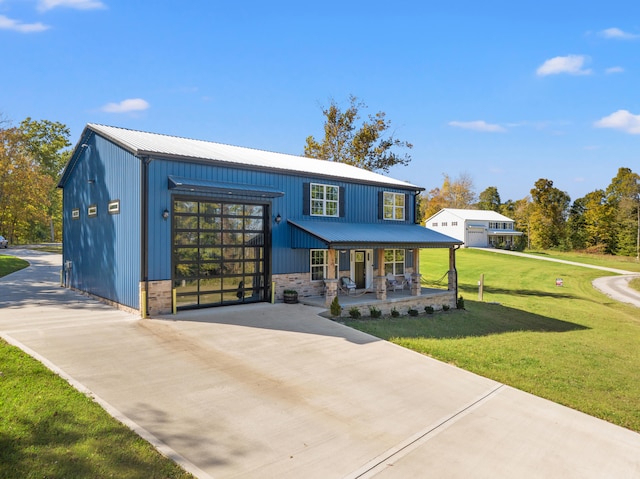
[{"left": 2, "top": 249, "right": 640, "bottom": 478}]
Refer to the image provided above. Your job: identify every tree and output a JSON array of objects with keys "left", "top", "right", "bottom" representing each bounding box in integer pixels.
[
  {"left": 419, "top": 173, "right": 477, "bottom": 220},
  {"left": 528, "top": 179, "right": 570, "bottom": 250},
  {"left": 0, "top": 118, "right": 70, "bottom": 243},
  {"left": 605, "top": 167, "right": 640, "bottom": 257},
  {"left": 477, "top": 186, "right": 501, "bottom": 212},
  {"left": 304, "top": 95, "right": 412, "bottom": 173}
]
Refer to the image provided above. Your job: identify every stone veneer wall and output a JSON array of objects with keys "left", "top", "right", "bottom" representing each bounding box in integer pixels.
[
  {"left": 272, "top": 271, "right": 351, "bottom": 301},
  {"left": 141, "top": 280, "right": 173, "bottom": 317},
  {"left": 336, "top": 291, "right": 456, "bottom": 318}
]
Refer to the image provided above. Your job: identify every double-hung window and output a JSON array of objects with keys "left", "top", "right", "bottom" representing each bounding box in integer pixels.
[
  {"left": 310, "top": 249, "right": 338, "bottom": 281},
  {"left": 384, "top": 249, "right": 405, "bottom": 275},
  {"left": 383, "top": 192, "right": 405, "bottom": 220},
  {"left": 311, "top": 183, "right": 339, "bottom": 217}
]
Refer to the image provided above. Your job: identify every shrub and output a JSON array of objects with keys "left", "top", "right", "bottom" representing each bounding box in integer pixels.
[
  {"left": 424, "top": 305, "right": 434, "bottom": 314},
  {"left": 369, "top": 305, "right": 382, "bottom": 318},
  {"left": 442, "top": 304, "right": 450, "bottom": 311},
  {"left": 348, "top": 306, "right": 362, "bottom": 319},
  {"left": 391, "top": 307, "right": 400, "bottom": 317},
  {"left": 330, "top": 296, "right": 342, "bottom": 317},
  {"left": 457, "top": 295, "right": 465, "bottom": 309},
  {"left": 407, "top": 307, "right": 419, "bottom": 316}
]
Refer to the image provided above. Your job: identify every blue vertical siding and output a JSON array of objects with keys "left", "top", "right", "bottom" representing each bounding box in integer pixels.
[
  {"left": 62, "top": 133, "right": 141, "bottom": 308},
  {"left": 146, "top": 159, "right": 418, "bottom": 278}
]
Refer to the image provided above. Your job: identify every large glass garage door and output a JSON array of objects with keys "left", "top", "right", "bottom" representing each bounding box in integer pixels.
[{"left": 173, "top": 199, "right": 268, "bottom": 309}]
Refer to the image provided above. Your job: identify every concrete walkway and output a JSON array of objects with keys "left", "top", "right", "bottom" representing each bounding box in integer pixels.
[{"left": 2, "top": 249, "right": 640, "bottom": 478}]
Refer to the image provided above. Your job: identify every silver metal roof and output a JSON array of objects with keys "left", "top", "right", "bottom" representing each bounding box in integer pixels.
[
  {"left": 86, "top": 124, "right": 420, "bottom": 190},
  {"left": 427, "top": 208, "right": 517, "bottom": 222},
  {"left": 288, "top": 220, "right": 463, "bottom": 249}
]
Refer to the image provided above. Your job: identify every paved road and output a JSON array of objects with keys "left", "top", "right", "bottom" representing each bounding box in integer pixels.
[
  {"left": 481, "top": 248, "right": 640, "bottom": 308},
  {"left": 2, "top": 249, "right": 640, "bottom": 478}
]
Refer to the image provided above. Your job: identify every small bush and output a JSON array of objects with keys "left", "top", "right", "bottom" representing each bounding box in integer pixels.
[
  {"left": 348, "top": 306, "right": 362, "bottom": 319},
  {"left": 442, "top": 304, "right": 450, "bottom": 311},
  {"left": 457, "top": 295, "right": 465, "bottom": 309},
  {"left": 424, "top": 305, "right": 434, "bottom": 314},
  {"left": 407, "top": 308, "right": 419, "bottom": 316},
  {"left": 330, "top": 296, "right": 342, "bottom": 317},
  {"left": 369, "top": 306, "right": 382, "bottom": 318},
  {"left": 391, "top": 307, "right": 400, "bottom": 317}
]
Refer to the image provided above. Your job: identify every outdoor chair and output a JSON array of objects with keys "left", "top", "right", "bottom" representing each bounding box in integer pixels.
[
  {"left": 386, "top": 273, "right": 403, "bottom": 292},
  {"left": 338, "top": 276, "right": 357, "bottom": 295},
  {"left": 403, "top": 273, "right": 413, "bottom": 290}
]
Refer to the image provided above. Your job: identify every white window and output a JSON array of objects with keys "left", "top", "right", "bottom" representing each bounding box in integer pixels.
[
  {"left": 310, "top": 249, "right": 338, "bottom": 281},
  {"left": 108, "top": 199, "right": 120, "bottom": 215},
  {"left": 72, "top": 208, "right": 80, "bottom": 220},
  {"left": 383, "top": 192, "right": 405, "bottom": 220},
  {"left": 311, "top": 183, "right": 339, "bottom": 217},
  {"left": 88, "top": 204, "right": 97, "bottom": 217},
  {"left": 384, "top": 249, "right": 405, "bottom": 275}
]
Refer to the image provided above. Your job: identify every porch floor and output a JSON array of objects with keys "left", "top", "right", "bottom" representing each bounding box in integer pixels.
[{"left": 300, "top": 286, "right": 452, "bottom": 309}]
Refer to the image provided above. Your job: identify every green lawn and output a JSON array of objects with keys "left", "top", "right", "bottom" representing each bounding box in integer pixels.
[
  {"left": 524, "top": 249, "right": 640, "bottom": 273},
  {"left": 0, "top": 256, "right": 193, "bottom": 479},
  {"left": 0, "top": 255, "right": 28, "bottom": 276},
  {"left": 345, "top": 248, "right": 640, "bottom": 433}
]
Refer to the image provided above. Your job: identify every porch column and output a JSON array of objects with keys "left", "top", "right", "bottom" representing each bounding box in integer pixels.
[
  {"left": 375, "top": 248, "right": 387, "bottom": 300},
  {"left": 324, "top": 279, "right": 338, "bottom": 307},
  {"left": 325, "top": 249, "right": 338, "bottom": 307},
  {"left": 411, "top": 248, "right": 421, "bottom": 296},
  {"left": 448, "top": 247, "right": 458, "bottom": 292}
]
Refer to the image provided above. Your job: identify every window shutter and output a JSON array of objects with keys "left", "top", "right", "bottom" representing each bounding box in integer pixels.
[
  {"left": 378, "top": 191, "right": 384, "bottom": 219},
  {"left": 303, "top": 183, "right": 310, "bottom": 216},
  {"left": 339, "top": 186, "right": 345, "bottom": 217}
]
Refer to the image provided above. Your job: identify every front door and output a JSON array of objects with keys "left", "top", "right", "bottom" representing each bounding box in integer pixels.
[{"left": 354, "top": 250, "right": 366, "bottom": 289}]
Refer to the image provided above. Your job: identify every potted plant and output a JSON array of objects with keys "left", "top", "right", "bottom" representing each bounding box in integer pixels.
[{"left": 283, "top": 289, "right": 298, "bottom": 304}]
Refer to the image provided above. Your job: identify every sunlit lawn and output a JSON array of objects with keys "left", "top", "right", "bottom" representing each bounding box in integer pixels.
[
  {"left": 0, "top": 256, "right": 193, "bottom": 479},
  {"left": 344, "top": 248, "right": 640, "bottom": 432}
]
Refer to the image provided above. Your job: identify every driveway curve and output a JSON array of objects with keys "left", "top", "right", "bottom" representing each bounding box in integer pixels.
[
  {"left": 480, "top": 248, "right": 640, "bottom": 308},
  {"left": 1, "top": 249, "right": 640, "bottom": 478}
]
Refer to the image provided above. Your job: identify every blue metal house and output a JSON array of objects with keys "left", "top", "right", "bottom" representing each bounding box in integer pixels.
[{"left": 58, "top": 124, "right": 462, "bottom": 316}]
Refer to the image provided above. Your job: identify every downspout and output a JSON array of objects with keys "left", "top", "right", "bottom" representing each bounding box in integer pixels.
[{"left": 140, "top": 156, "right": 151, "bottom": 317}]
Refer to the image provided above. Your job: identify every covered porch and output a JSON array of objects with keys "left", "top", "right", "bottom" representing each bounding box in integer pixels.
[{"left": 288, "top": 220, "right": 463, "bottom": 314}]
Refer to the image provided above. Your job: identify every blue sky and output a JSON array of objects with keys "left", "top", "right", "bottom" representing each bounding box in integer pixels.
[{"left": 2, "top": 0, "right": 639, "bottom": 202}]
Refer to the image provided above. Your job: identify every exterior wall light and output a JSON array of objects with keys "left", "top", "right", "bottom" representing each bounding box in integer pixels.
[
  {"left": 275, "top": 214, "right": 282, "bottom": 224},
  {"left": 162, "top": 209, "right": 169, "bottom": 220}
]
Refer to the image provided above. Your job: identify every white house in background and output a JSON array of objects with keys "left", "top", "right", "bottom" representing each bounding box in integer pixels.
[{"left": 425, "top": 208, "right": 523, "bottom": 248}]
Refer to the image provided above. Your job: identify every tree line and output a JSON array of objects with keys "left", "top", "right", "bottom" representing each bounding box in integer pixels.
[
  {"left": 419, "top": 170, "right": 640, "bottom": 257},
  {"left": 0, "top": 116, "right": 70, "bottom": 244}
]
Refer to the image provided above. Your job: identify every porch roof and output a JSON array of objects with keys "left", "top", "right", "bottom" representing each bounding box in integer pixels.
[{"left": 288, "top": 219, "right": 463, "bottom": 249}]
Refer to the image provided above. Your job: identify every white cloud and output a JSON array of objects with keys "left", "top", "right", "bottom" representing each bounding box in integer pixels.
[
  {"left": 448, "top": 120, "right": 506, "bottom": 133},
  {"left": 599, "top": 27, "right": 640, "bottom": 39},
  {"left": 594, "top": 110, "right": 640, "bottom": 134},
  {"left": 536, "top": 55, "right": 592, "bottom": 76},
  {"left": 0, "top": 14, "right": 49, "bottom": 32},
  {"left": 101, "top": 98, "right": 150, "bottom": 113},
  {"left": 37, "top": 0, "right": 106, "bottom": 11},
  {"left": 605, "top": 66, "right": 624, "bottom": 74}
]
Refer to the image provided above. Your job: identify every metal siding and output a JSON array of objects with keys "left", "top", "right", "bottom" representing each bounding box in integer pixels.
[
  {"left": 61, "top": 134, "right": 141, "bottom": 309},
  {"left": 145, "top": 160, "right": 420, "bottom": 276}
]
